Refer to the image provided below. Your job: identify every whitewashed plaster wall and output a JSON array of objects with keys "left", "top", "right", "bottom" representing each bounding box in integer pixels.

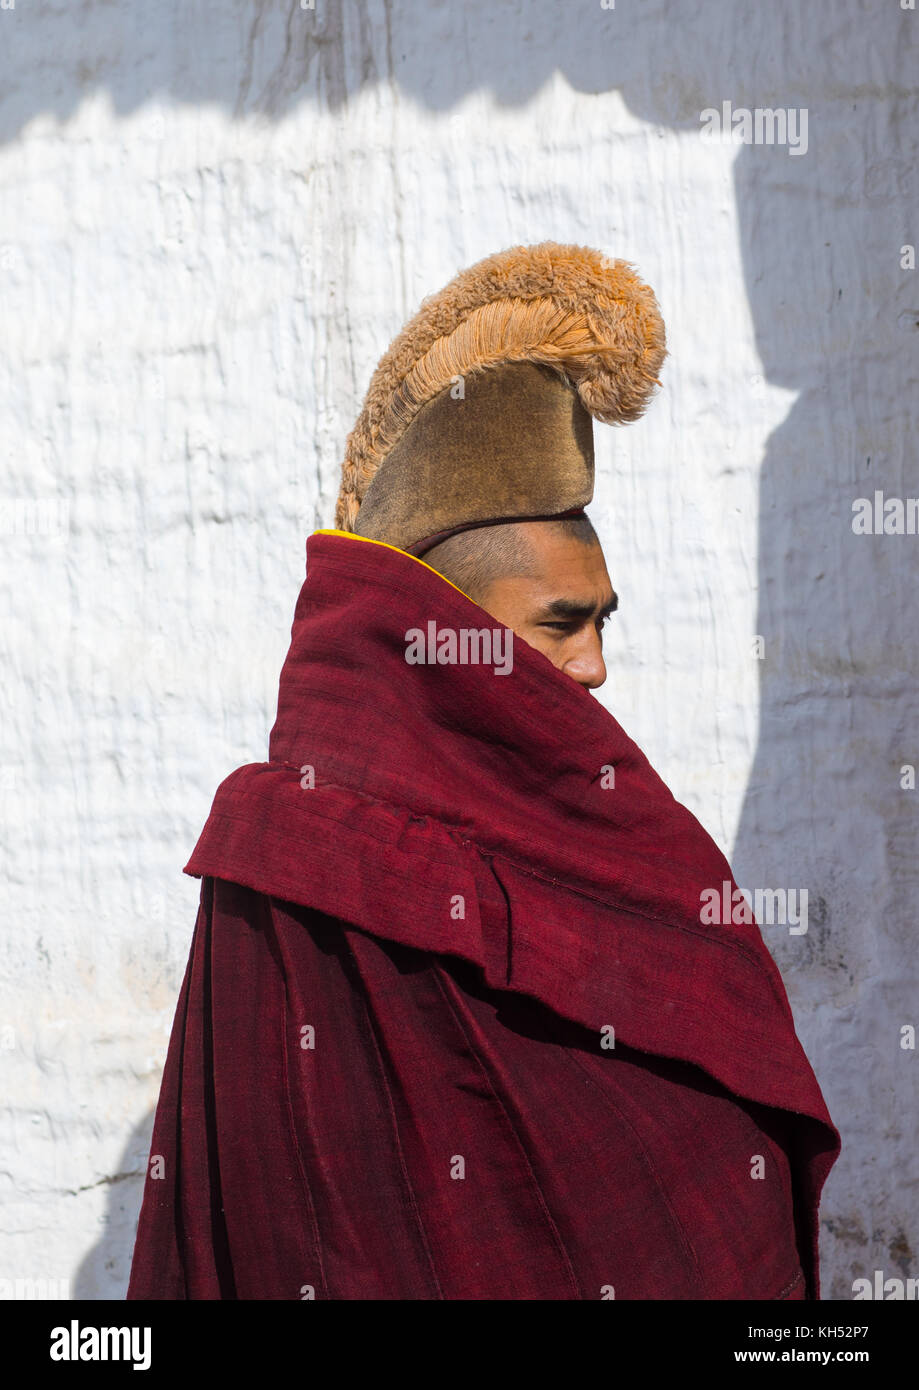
[{"left": 0, "top": 0, "right": 916, "bottom": 1300}]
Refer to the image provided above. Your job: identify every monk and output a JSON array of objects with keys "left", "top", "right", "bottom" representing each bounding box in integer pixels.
[{"left": 127, "top": 243, "right": 839, "bottom": 1300}]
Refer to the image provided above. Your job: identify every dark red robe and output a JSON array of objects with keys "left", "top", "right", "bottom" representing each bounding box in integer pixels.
[{"left": 127, "top": 529, "right": 840, "bottom": 1300}]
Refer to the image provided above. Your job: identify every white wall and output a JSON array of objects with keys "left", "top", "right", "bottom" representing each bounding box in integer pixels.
[{"left": 0, "top": 0, "right": 916, "bottom": 1301}]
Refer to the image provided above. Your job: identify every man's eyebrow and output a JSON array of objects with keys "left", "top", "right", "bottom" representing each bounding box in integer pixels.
[{"left": 538, "top": 593, "right": 618, "bottom": 621}]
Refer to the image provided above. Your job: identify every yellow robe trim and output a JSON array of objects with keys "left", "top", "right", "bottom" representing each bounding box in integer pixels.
[{"left": 312, "top": 529, "right": 476, "bottom": 605}]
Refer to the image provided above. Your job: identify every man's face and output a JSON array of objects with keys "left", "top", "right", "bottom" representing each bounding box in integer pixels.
[{"left": 475, "top": 523, "right": 615, "bottom": 690}]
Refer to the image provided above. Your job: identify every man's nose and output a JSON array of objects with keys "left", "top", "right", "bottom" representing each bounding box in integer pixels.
[{"left": 563, "top": 633, "right": 607, "bottom": 690}]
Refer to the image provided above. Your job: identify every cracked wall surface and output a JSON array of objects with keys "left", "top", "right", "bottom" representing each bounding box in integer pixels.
[{"left": 0, "top": 0, "right": 916, "bottom": 1300}]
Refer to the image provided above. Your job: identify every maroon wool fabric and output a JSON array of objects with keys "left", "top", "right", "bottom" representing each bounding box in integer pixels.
[{"left": 127, "top": 530, "right": 840, "bottom": 1300}]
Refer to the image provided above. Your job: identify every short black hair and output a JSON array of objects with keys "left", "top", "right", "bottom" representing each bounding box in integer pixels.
[{"left": 424, "top": 514, "right": 599, "bottom": 602}]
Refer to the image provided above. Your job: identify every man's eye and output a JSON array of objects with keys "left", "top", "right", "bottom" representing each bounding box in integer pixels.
[{"left": 542, "top": 621, "right": 576, "bottom": 631}]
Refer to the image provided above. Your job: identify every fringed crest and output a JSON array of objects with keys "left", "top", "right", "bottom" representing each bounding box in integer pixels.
[{"left": 335, "top": 242, "right": 667, "bottom": 532}]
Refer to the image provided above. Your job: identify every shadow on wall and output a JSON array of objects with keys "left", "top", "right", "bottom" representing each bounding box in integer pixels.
[
  {"left": 1, "top": 0, "right": 914, "bottom": 140},
  {"left": 72, "top": 1109, "right": 153, "bottom": 1300},
  {"left": 12, "top": 0, "right": 913, "bottom": 1299}
]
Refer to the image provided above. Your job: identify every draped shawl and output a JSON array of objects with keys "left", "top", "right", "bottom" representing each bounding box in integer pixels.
[{"left": 126, "top": 530, "right": 839, "bottom": 1300}]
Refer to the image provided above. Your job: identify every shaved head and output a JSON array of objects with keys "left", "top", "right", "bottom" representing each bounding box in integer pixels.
[{"left": 424, "top": 514, "right": 599, "bottom": 604}]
